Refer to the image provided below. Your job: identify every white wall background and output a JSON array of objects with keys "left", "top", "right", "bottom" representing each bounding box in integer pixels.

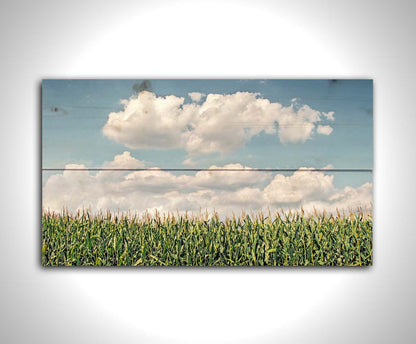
[{"left": 0, "top": 0, "right": 415, "bottom": 343}]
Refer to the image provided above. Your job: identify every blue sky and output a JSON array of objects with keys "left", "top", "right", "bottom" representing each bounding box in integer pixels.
[
  {"left": 42, "top": 79, "right": 372, "bottom": 215},
  {"left": 43, "top": 79, "right": 372, "bottom": 186}
]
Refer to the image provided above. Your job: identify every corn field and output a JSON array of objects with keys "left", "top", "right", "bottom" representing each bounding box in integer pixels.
[{"left": 42, "top": 209, "right": 372, "bottom": 266}]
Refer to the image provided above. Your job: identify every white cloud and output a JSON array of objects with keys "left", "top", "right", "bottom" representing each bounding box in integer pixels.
[
  {"left": 96, "top": 151, "right": 146, "bottom": 182},
  {"left": 323, "top": 111, "right": 335, "bottom": 121},
  {"left": 264, "top": 169, "right": 334, "bottom": 204},
  {"left": 103, "top": 151, "right": 145, "bottom": 169},
  {"left": 188, "top": 92, "right": 205, "bottom": 102},
  {"left": 182, "top": 158, "right": 197, "bottom": 166},
  {"left": 329, "top": 182, "right": 373, "bottom": 208},
  {"left": 43, "top": 153, "right": 372, "bottom": 218},
  {"left": 191, "top": 164, "right": 272, "bottom": 190},
  {"left": 102, "top": 91, "right": 335, "bottom": 159},
  {"left": 317, "top": 125, "right": 333, "bottom": 135},
  {"left": 277, "top": 104, "right": 321, "bottom": 143}
]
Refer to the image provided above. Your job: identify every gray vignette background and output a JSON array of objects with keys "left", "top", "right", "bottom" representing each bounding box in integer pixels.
[{"left": 0, "top": 0, "right": 415, "bottom": 343}]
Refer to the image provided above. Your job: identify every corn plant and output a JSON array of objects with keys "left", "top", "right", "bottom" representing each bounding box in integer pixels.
[{"left": 42, "top": 209, "right": 372, "bottom": 266}]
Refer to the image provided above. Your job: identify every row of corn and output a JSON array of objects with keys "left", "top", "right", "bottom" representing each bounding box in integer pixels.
[{"left": 42, "top": 209, "right": 372, "bottom": 266}]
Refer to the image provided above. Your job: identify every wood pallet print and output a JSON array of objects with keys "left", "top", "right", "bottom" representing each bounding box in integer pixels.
[{"left": 42, "top": 79, "right": 373, "bottom": 266}]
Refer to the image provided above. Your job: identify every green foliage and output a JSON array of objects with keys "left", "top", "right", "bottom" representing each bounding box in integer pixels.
[{"left": 42, "top": 209, "right": 372, "bottom": 266}]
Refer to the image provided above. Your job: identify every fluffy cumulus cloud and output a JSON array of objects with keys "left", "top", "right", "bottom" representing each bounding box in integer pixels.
[
  {"left": 264, "top": 169, "right": 334, "bottom": 204},
  {"left": 102, "top": 91, "right": 334, "bottom": 160},
  {"left": 43, "top": 152, "right": 372, "bottom": 217},
  {"left": 317, "top": 125, "right": 333, "bottom": 135},
  {"left": 188, "top": 92, "right": 205, "bottom": 102},
  {"left": 103, "top": 151, "right": 145, "bottom": 169}
]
